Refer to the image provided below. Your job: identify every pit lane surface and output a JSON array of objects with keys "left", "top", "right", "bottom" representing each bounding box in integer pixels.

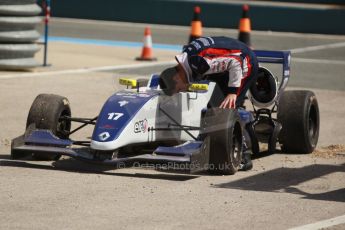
[{"left": 0, "top": 18, "right": 344, "bottom": 230}]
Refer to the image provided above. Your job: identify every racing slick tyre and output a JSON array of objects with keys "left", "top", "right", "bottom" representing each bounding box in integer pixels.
[
  {"left": 201, "top": 108, "right": 243, "bottom": 175},
  {"left": 277, "top": 90, "right": 319, "bottom": 153},
  {"left": 26, "top": 94, "right": 71, "bottom": 160}
]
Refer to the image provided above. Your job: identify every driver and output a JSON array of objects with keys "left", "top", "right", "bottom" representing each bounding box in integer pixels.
[{"left": 159, "top": 36, "right": 258, "bottom": 171}]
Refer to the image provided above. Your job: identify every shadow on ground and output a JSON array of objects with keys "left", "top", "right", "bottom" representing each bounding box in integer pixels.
[
  {"left": 0, "top": 155, "right": 198, "bottom": 182},
  {"left": 215, "top": 163, "right": 345, "bottom": 203},
  {"left": 0, "top": 154, "right": 11, "bottom": 160}
]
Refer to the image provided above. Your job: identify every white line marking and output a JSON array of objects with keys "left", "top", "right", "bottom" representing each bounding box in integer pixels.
[
  {"left": 293, "top": 58, "right": 345, "bottom": 65},
  {"left": 289, "top": 214, "right": 345, "bottom": 230},
  {"left": 0, "top": 61, "right": 175, "bottom": 80},
  {"left": 1, "top": 56, "right": 343, "bottom": 81},
  {"left": 291, "top": 42, "right": 345, "bottom": 54}
]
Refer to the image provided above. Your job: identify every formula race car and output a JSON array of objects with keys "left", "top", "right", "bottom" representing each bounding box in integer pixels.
[{"left": 11, "top": 50, "right": 320, "bottom": 175}]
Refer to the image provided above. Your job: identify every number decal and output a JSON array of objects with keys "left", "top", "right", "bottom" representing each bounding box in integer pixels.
[{"left": 108, "top": 112, "right": 124, "bottom": 120}]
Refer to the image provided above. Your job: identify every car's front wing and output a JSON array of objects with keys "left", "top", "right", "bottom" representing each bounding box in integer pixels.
[{"left": 11, "top": 129, "right": 210, "bottom": 173}]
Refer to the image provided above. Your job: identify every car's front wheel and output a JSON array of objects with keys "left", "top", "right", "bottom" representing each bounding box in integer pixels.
[
  {"left": 26, "top": 94, "right": 72, "bottom": 160},
  {"left": 201, "top": 108, "right": 243, "bottom": 175}
]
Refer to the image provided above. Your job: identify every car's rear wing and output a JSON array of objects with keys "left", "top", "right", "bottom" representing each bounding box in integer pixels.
[
  {"left": 254, "top": 50, "right": 291, "bottom": 78},
  {"left": 254, "top": 50, "right": 291, "bottom": 95}
]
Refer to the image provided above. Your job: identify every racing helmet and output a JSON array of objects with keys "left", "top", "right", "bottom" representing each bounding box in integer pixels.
[{"left": 247, "top": 66, "right": 278, "bottom": 108}]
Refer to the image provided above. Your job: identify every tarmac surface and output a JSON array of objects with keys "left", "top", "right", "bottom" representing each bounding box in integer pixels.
[{"left": 0, "top": 18, "right": 344, "bottom": 230}]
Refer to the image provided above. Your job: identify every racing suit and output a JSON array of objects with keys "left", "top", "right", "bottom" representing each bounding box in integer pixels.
[{"left": 175, "top": 36, "right": 258, "bottom": 107}]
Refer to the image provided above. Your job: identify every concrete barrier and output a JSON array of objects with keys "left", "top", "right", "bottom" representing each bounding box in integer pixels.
[{"left": 39, "top": 0, "right": 345, "bottom": 35}]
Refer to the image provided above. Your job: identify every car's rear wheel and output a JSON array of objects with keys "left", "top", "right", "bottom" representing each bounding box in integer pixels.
[
  {"left": 26, "top": 94, "right": 71, "bottom": 160},
  {"left": 201, "top": 108, "right": 243, "bottom": 175},
  {"left": 277, "top": 90, "right": 319, "bottom": 153}
]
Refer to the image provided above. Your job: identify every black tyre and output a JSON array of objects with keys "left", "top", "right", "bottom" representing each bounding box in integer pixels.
[
  {"left": 277, "top": 90, "right": 319, "bottom": 153},
  {"left": 26, "top": 94, "right": 71, "bottom": 160},
  {"left": 201, "top": 108, "right": 243, "bottom": 175}
]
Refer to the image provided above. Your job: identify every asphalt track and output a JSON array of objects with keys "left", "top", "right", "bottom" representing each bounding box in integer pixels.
[{"left": 0, "top": 18, "right": 344, "bottom": 230}]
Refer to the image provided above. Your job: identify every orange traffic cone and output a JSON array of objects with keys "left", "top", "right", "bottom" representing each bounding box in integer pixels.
[
  {"left": 136, "top": 27, "right": 157, "bottom": 61},
  {"left": 238, "top": 4, "right": 252, "bottom": 47},
  {"left": 189, "top": 6, "right": 203, "bottom": 43}
]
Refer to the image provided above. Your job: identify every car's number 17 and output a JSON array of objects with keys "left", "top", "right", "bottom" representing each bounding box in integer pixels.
[{"left": 108, "top": 112, "right": 124, "bottom": 120}]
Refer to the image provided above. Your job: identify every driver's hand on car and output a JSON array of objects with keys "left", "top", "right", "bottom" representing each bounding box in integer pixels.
[{"left": 219, "top": 94, "right": 237, "bottom": 109}]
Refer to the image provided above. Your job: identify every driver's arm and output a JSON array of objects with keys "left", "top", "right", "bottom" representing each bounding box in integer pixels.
[{"left": 204, "top": 57, "right": 243, "bottom": 108}]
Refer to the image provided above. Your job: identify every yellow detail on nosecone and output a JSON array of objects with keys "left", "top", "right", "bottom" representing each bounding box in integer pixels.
[
  {"left": 119, "top": 78, "right": 137, "bottom": 87},
  {"left": 188, "top": 83, "right": 208, "bottom": 91}
]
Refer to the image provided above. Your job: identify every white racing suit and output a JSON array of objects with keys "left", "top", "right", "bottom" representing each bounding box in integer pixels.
[{"left": 176, "top": 36, "right": 258, "bottom": 107}]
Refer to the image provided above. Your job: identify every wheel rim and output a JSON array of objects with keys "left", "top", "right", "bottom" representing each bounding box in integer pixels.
[
  {"left": 56, "top": 109, "right": 71, "bottom": 138},
  {"left": 231, "top": 123, "right": 242, "bottom": 164},
  {"left": 308, "top": 104, "right": 318, "bottom": 144},
  {"left": 232, "top": 135, "right": 239, "bottom": 159},
  {"left": 57, "top": 119, "right": 68, "bottom": 135}
]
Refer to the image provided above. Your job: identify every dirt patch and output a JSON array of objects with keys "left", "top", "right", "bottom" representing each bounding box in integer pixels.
[
  {"left": 312, "top": 144, "right": 345, "bottom": 159},
  {"left": 0, "top": 138, "right": 10, "bottom": 147}
]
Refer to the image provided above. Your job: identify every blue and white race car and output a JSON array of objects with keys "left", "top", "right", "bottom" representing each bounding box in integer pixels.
[{"left": 11, "top": 50, "right": 320, "bottom": 175}]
